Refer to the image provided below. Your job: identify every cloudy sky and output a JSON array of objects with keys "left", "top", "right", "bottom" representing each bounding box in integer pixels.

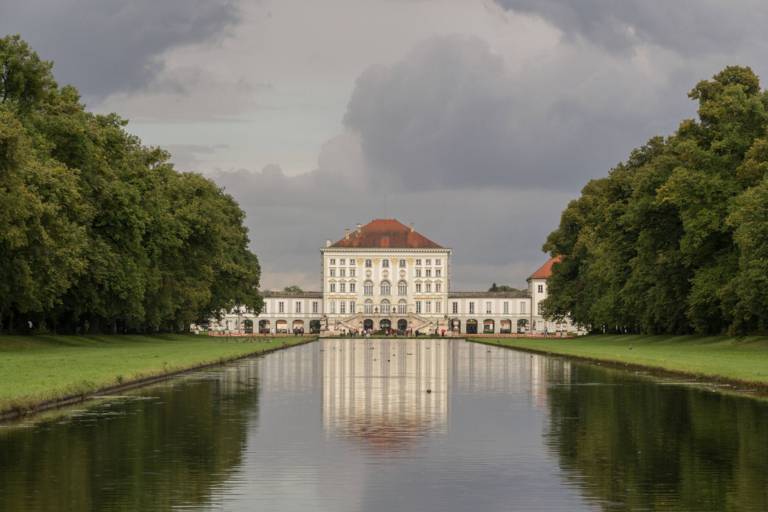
[{"left": 3, "top": 0, "right": 768, "bottom": 290}]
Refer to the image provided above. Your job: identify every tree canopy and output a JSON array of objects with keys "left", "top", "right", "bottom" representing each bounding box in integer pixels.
[
  {"left": 543, "top": 66, "right": 768, "bottom": 335},
  {"left": 488, "top": 283, "right": 520, "bottom": 293},
  {"left": 0, "top": 35, "right": 262, "bottom": 334},
  {"left": 283, "top": 285, "right": 304, "bottom": 293}
]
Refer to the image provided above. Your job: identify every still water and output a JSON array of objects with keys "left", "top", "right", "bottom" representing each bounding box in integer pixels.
[{"left": 1, "top": 339, "right": 767, "bottom": 511}]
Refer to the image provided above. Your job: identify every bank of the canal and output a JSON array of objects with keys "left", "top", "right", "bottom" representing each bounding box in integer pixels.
[
  {"left": 0, "top": 334, "right": 316, "bottom": 420},
  {"left": 468, "top": 334, "right": 768, "bottom": 388}
]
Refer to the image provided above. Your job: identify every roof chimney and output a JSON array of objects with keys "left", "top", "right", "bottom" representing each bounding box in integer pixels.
[
  {"left": 409, "top": 222, "right": 415, "bottom": 232},
  {"left": 325, "top": 239, "right": 332, "bottom": 247}
]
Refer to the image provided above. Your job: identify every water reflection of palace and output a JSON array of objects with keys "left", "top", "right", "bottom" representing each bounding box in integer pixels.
[{"left": 322, "top": 338, "right": 449, "bottom": 448}]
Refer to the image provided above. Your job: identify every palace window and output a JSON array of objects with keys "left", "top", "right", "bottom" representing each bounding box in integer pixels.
[
  {"left": 340, "top": 268, "right": 346, "bottom": 277},
  {"left": 381, "top": 281, "right": 391, "bottom": 295},
  {"left": 435, "top": 269, "right": 441, "bottom": 277},
  {"left": 416, "top": 268, "right": 422, "bottom": 278},
  {"left": 296, "top": 302, "right": 301, "bottom": 314},
  {"left": 538, "top": 302, "right": 543, "bottom": 315},
  {"left": 279, "top": 301, "right": 285, "bottom": 313},
  {"left": 435, "top": 283, "right": 441, "bottom": 293},
  {"left": 340, "top": 259, "right": 345, "bottom": 265},
  {"left": 538, "top": 284, "right": 544, "bottom": 293},
  {"left": 382, "top": 259, "right": 389, "bottom": 268},
  {"left": 436, "top": 259, "right": 441, "bottom": 265},
  {"left": 340, "top": 301, "right": 346, "bottom": 314},
  {"left": 469, "top": 302, "right": 475, "bottom": 314},
  {"left": 349, "top": 269, "right": 356, "bottom": 277},
  {"left": 520, "top": 302, "right": 526, "bottom": 314},
  {"left": 364, "top": 281, "right": 373, "bottom": 296},
  {"left": 436, "top": 301, "right": 441, "bottom": 313},
  {"left": 381, "top": 300, "right": 390, "bottom": 314},
  {"left": 425, "top": 283, "right": 432, "bottom": 293},
  {"left": 416, "top": 259, "right": 422, "bottom": 266},
  {"left": 339, "top": 282, "right": 346, "bottom": 293},
  {"left": 398, "top": 300, "right": 407, "bottom": 314},
  {"left": 426, "top": 301, "right": 432, "bottom": 313},
  {"left": 365, "top": 259, "right": 372, "bottom": 268},
  {"left": 398, "top": 281, "right": 407, "bottom": 296},
  {"left": 399, "top": 259, "right": 406, "bottom": 268},
  {"left": 416, "top": 301, "right": 422, "bottom": 314},
  {"left": 426, "top": 269, "right": 432, "bottom": 277},
  {"left": 426, "top": 259, "right": 431, "bottom": 265},
  {"left": 312, "top": 302, "right": 318, "bottom": 314},
  {"left": 364, "top": 300, "right": 373, "bottom": 314},
  {"left": 350, "top": 283, "right": 356, "bottom": 293},
  {"left": 416, "top": 283, "right": 422, "bottom": 293},
  {"left": 330, "top": 301, "right": 336, "bottom": 314},
  {"left": 330, "top": 283, "right": 336, "bottom": 293},
  {"left": 486, "top": 302, "right": 492, "bottom": 314},
  {"left": 350, "top": 259, "right": 356, "bottom": 266},
  {"left": 329, "top": 268, "right": 336, "bottom": 277},
  {"left": 330, "top": 258, "right": 336, "bottom": 265},
  {"left": 452, "top": 302, "right": 458, "bottom": 314},
  {"left": 350, "top": 301, "right": 356, "bottom": 314},
  {"left": 503, "top": 302, "right": 509, "bottom": 314}
]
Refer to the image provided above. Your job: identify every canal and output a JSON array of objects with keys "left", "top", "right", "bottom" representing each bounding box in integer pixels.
[{"left": 1, "top": 338, "right": 767, "bottom": 511}]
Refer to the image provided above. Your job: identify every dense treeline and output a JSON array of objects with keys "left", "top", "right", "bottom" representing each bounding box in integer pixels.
[
  {"left": 543, "top": 66, "right": 768, "bottom": 335},
  {"left": 0, "top": 35, "right": 261, "bottom": 334}
]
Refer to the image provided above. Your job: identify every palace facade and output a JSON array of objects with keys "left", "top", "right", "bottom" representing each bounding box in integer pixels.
[{"left": 207, "top": 219, "right": 577, "bottom": 335}]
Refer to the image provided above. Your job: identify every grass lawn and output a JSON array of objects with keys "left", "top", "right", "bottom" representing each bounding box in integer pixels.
[
  {"left": 0, "top": 334, "right": 315, "bottom": 416},
  {"left": 468, "top": 334, "right": 768, "bottom": 386}
]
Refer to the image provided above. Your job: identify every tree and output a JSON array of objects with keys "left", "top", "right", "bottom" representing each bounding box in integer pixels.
[
  {"left": 0, "top": 36, "right": 263, "bottom": 334},
  {"left": 283, "top": 285, "right": 304, "bottom": 293},
  {"left": 0, "top": 35, "right": 56, "bottom": 109},
  {"left": 543, "top": 66, "right": 768, "bottom": 335}
]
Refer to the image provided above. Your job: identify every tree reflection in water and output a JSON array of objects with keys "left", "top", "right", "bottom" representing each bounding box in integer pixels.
[
  {"left": 0, "top": 360, "right": 262, "bottom": 512},
  {"left": 544, "top": 364, "right": 768, "bottom": 511}
]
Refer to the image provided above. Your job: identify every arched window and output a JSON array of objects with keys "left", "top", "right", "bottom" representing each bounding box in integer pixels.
[
  {"left": 364, "top": 280, "right": 373, "bottom": 296},
  {"left": 398, "top": 299, "right": 407, "bottom": 314},
  {"left": 364, "top": 299, "right": 374, "bottom": 314},
  {"left": 380, "top": 299, "right": 391, "bottom": 314},
  {"left": 398, "top": 280, "right": 407, "bottom": 296},
  {"left": 380, "top": 280, "right": 391, "bottom": 296}
]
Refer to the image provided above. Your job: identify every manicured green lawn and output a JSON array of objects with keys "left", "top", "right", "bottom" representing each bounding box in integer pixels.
[
  {"left": 468, "top": 335, "right": 768, "bottom": 386},
  {"left": 0, "top": 334, "right": 314, "bottom": 415}
]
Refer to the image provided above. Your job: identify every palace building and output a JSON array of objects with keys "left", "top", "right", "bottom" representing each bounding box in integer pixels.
[{"left": 207, "top": 219, "right": 577, "bottom": 335}]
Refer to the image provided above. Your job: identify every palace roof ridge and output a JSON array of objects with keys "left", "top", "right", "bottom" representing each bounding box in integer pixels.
[
  {"left": 448, "top": 290, "right": 530, "bottom": 299},
  {"left": 262, "top": 290, "right": 322, "bottom": 298},
  {"left": 528, "top": 256, "right": 563, "bottom": 280},
  {"left": 328, "top": 219, "right": 445, "bottom": 249}
]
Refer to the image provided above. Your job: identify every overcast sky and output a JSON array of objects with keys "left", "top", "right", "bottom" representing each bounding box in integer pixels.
[{"left": 3, "top": 0, "right": 768, "bottom": 290}]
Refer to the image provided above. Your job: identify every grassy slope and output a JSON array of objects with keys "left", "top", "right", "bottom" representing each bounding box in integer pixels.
[
  {"left": 468, "top": 335, "right": 768, "bottom": 385},
  {"left": 0, "top": 334, "right": 314, "bottom": 414}
]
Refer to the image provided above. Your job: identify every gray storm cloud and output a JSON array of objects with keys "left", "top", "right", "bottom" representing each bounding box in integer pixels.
[
  {"left": 493, "top": 0, "right": 768, "bottom": 56},
  {"left": 342, "top": 34, "right": 693, "bottom": 192},
  {"left": 0, "top": 0, "right": 239, "bottom": 99}
]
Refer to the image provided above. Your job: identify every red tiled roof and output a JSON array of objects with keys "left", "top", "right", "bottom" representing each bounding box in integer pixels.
[
  {"left": 529, "top": 256, "right": 563, "bottom": 280},
  {"left": 330, "top": 219, "right": 444, "bottom": 249}
]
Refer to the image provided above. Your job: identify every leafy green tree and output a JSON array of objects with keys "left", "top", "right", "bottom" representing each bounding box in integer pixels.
[
  {"left": 283, "top": 285, "right": 304, "bottom": 293},
  {"left": 0, "top": 36, "right": 262, "bottom": 334},
  {"left": 543, "top": 65, "right": 768, "bottom": 335}
]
